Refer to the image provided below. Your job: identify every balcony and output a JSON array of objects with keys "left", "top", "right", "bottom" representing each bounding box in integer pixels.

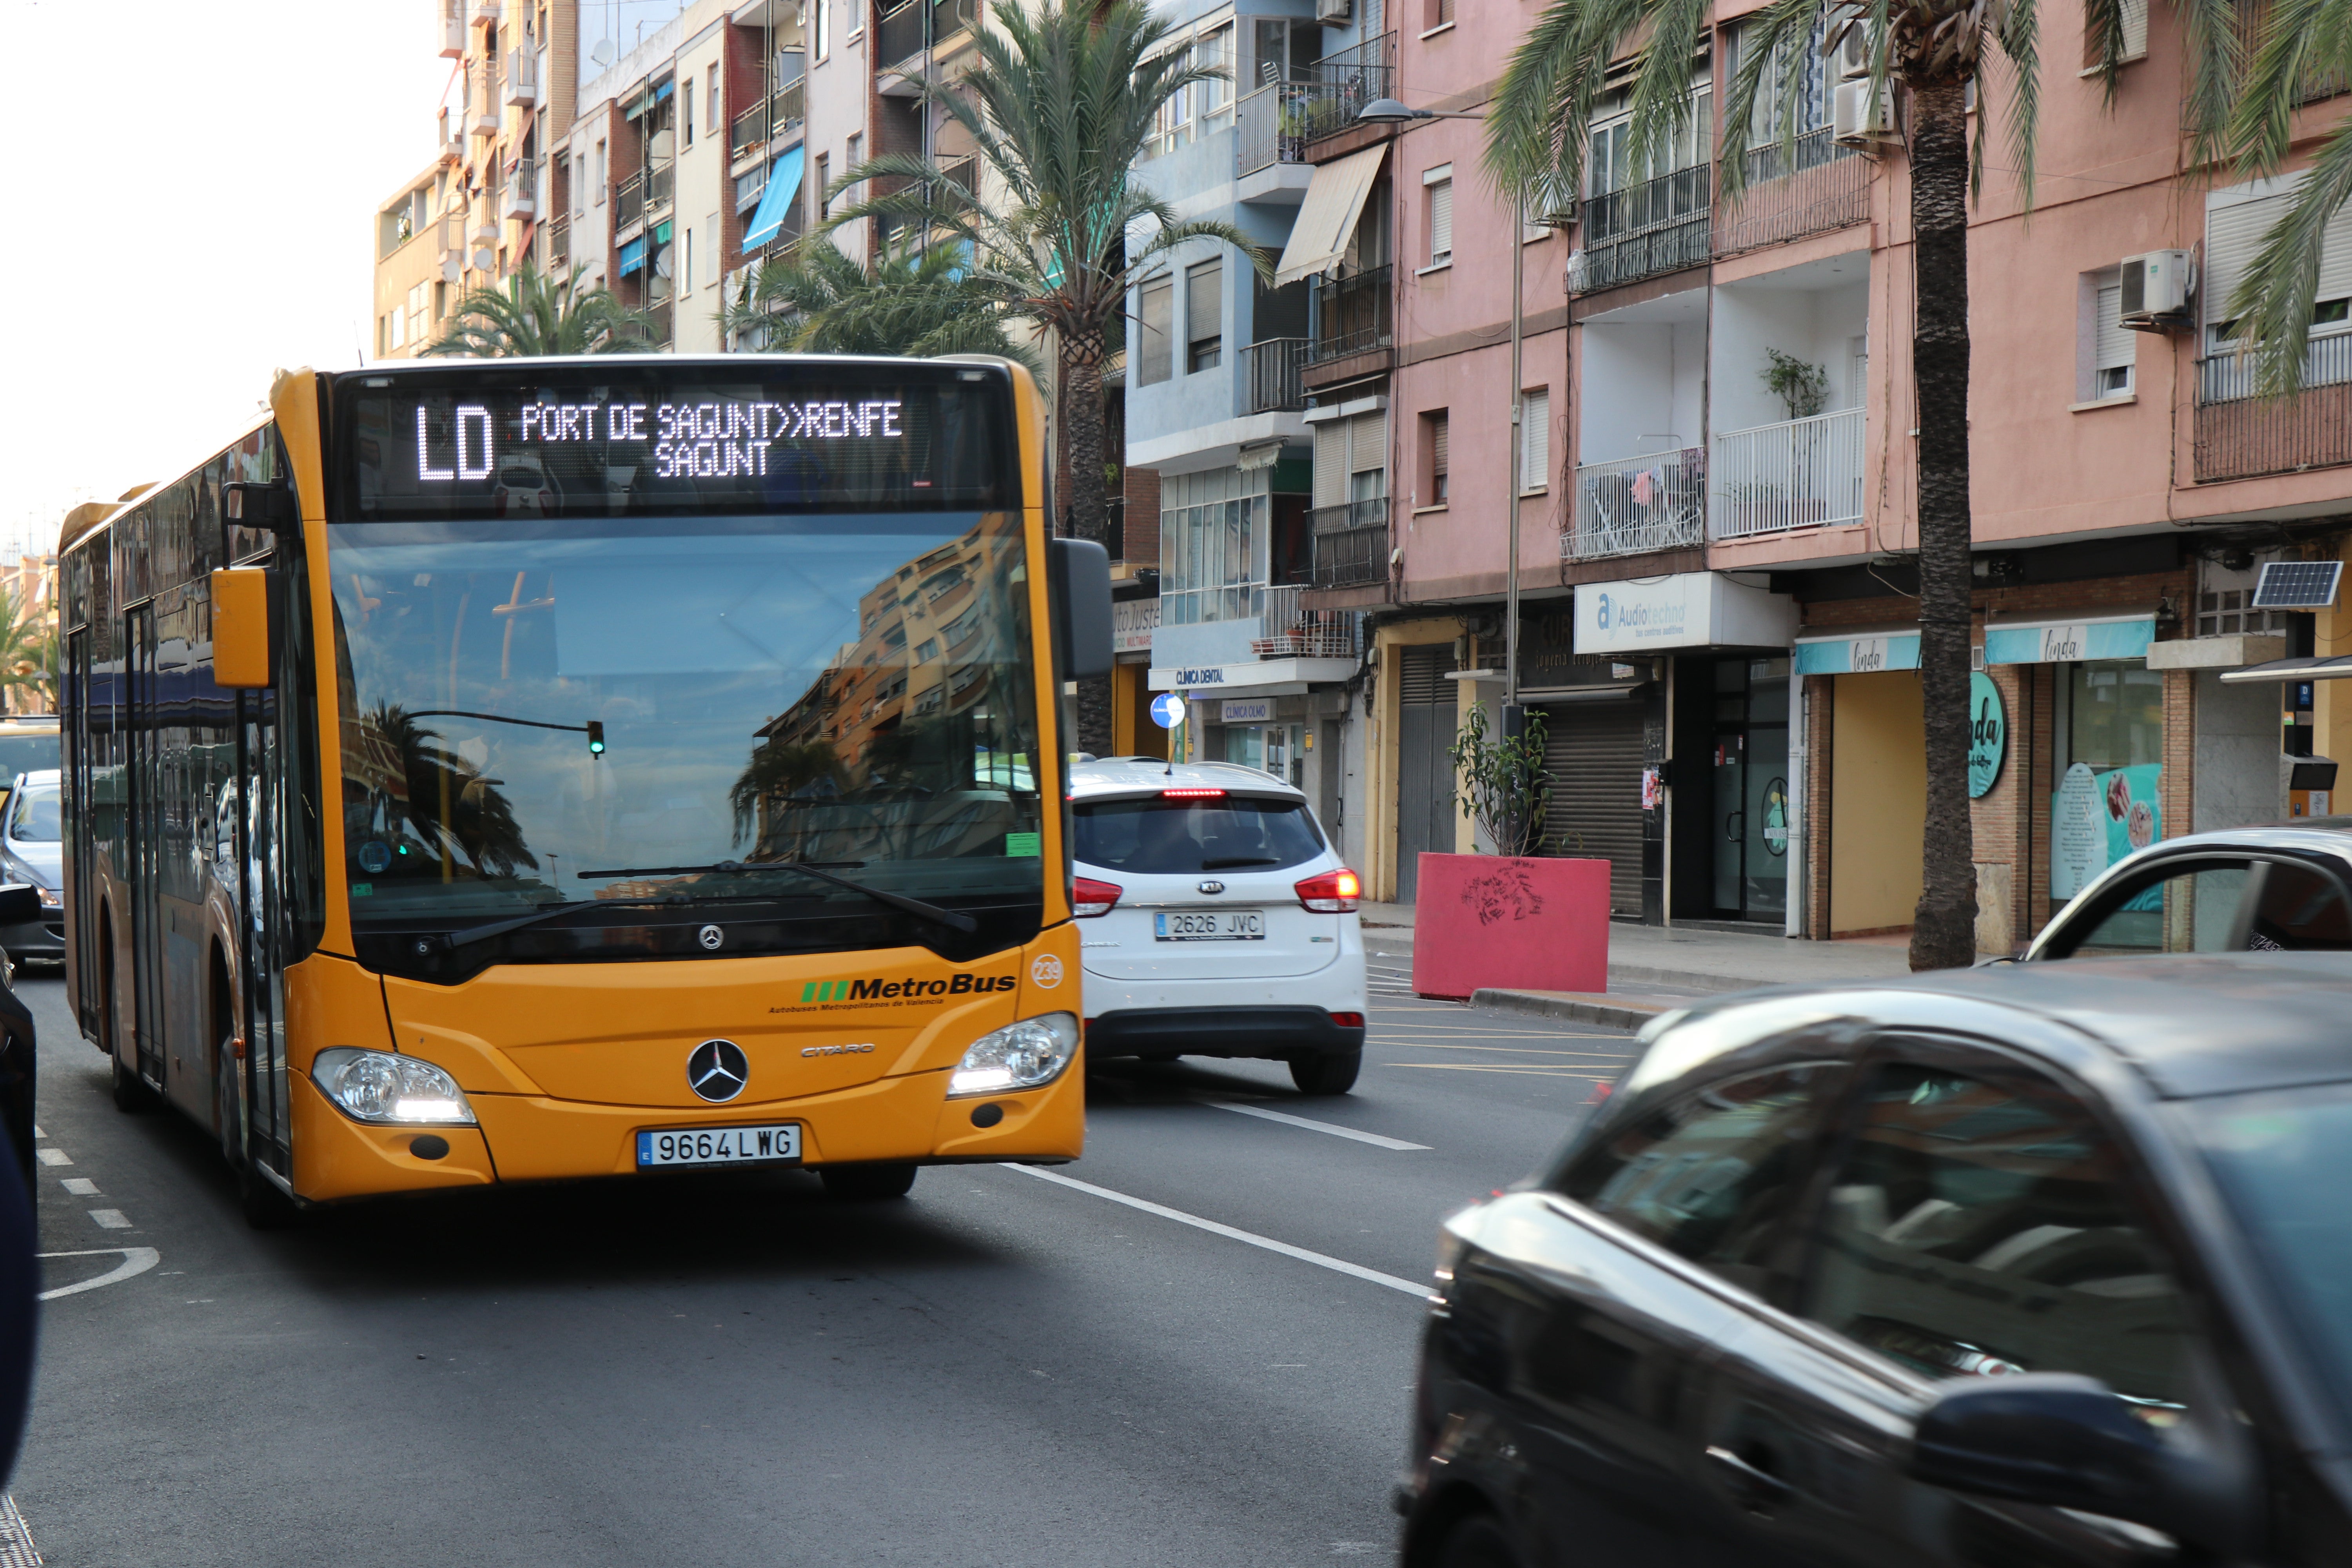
[
  {"left": 646, "top": 159, "right": 675, "bottom": 215},
  {"left": 471, "top": 0, "right": 499, "bottom": 20},
  {"left": 645, "top": 299, "right": 673, "bottom": 348},
  {"left": 1243, "top": 338, "right": 1308, "bottom": 412},
  {"left": 1572, "top": 165, "right": 1711, "bottom": 295},
  {"left": 615, "top": 171, "right": 645, "bottom": 228},
  {"left": 1567, "top": 448, "right": 1708, "bottom": 560},
  {"left": 546, "top": 214, "right": 569, "bottom": 269},
  {"left": 2194, "top": 336, "right": 2352, "bottom": 481},
  {"left": 1310, "top": 498, "right": 1389, "bottom": 589},
  {"left": 1308, "top": 264, "right": 1390, "bottom": 365},
  {"left": 502, "top": 180, "right": 536, "bottom": 221},
  {"left": 1710, "top": 407, "right": 1864, "bottom": 538},
  {"left": 732, "top": 76, "right": 808, "bottom": 160},
  {"left": 440, "top": 0, "right": 464, "bottom": 56},
  {"left": 1714, "top": 128, "right": 1867, "bottom": 257},
  {"left": 1252, "top": 584, "right": 1363, "bottom": 657},
  {"left": 1306, "top": 32, "right": 1393, "bottom": 135},
  {"left": 504, "top": 49, "right": 537, "bottom": 107},
  {"left": 878, "top": 0, "right": 974, "bottom": 74}
]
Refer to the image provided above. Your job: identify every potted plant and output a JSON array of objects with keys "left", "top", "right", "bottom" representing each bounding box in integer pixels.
[{"left": 1410, "top": 705, "right": 1611, "bottom": 1000}]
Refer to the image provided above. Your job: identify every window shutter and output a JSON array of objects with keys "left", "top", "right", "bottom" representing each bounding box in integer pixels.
[
  {"left": 2207, "top": 188, "right": 2291, "bottom": 326},
  {"left": 1139, "top": 276, "right": 1174, "bottom": 385},
  {"left": 2094, "top": 283, "right": 2133, "bottom": 372},
  {"left": 1314, "top": 419, "right": 1348, "bottom": 509},
  {"left": 1520, "top": 388, "right": 1550, "bottom": 487},
  {"left": 1351, "top": 409, "right": 1387, "bottom": 476},
  {"left": 1431, "top": 413, "right": 1449, "bottom": 478},
  {"left": 1429, "top": 179, "right": 1453, "bottom": 260},
  {"left": 2322, "top": 198, "right": 2352, "bottom": 304},
  {"left": 2118, "top": 0, "right": 2148, "bottom": 58},
  {"left": 1187, "top": 258, "right": 1223, "bottom": 347}
]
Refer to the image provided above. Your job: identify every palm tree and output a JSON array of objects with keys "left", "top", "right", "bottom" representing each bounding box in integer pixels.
[
  {"left": 820, "top": 0, "right": 1270, "bottom": 753},
  {"left": 0, "top": 591, "right": 48, "bottom": 715},
  {"left": 1494, "top": 0, "right": 2142, "bottom": 970},
  {"left": 2219, "top": 0, "right": 2352, "bottom": 392},
  {"left": 719, "top": 239, "right": 1046, "bottom": 375},
  {"left": 421, "top": 264, "right": 657, "bottom": 358}
]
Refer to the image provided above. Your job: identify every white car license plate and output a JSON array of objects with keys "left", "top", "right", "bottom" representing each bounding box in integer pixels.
[
  {"left": 636, "top": 1123, "right": 801, "bottom": 1169},
  {"left": 1155, "top": 909, "right": 1265, "bottom": 941}
]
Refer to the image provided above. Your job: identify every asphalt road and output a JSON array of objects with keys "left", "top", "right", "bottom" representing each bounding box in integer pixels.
[{"left": 4, "top": 967, "right": 1637, "bottom": 1567}]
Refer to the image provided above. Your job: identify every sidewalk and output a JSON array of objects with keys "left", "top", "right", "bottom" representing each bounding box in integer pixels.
[{"left": 1359, "top": 901, "right": 1916, "bottom": 1029}]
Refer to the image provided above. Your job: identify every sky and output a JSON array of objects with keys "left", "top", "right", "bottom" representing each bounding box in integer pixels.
[{"left": 0, "top": 1, "right": 456, "bottom": 563}]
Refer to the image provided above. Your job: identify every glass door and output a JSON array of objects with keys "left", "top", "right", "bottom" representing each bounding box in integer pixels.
[{"left": 1709, "top": 658, "right": 1791, "bottom": 920}]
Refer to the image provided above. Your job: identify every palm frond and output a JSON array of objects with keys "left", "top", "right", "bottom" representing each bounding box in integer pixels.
[{"left": 2227, "top": 111, "right": 2352, "bottom": 394}]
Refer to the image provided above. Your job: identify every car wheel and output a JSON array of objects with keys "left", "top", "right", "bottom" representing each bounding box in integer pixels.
[
  {"left": 1436, "top": 1514, "right": 1521, "bottom": 1568},
  {"left": 819, "top": 1163, "right": 918, "bottom": 1201},
  {"left": 1289, "top": 1050, "right": 1361, "bottom": 1096}
]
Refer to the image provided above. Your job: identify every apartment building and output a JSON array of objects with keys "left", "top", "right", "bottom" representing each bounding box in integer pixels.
[{"left": 1270, "top": 0, "right": 2352, "bottom": 948}]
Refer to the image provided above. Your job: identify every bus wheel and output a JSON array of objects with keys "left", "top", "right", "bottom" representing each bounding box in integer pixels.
[{"left": 819, "top": 1163, "right": 918, "bottom": 1201}]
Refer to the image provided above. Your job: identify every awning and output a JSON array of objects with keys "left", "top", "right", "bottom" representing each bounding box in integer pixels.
[
  {"left": 1982, "top": 613, "right": 2155, "bottom": 665},
  {"left": 1273, "top": 144, "right": 1386, "bottom": 288},
  {"left": 2221, "top": 654, "right": 2352, "bottom": 684},
  {"left": 1794, "top": 628, "right": 1920, "bottom": 675},
  {"left": 653, "top": 218, "right": 673, "bottom": 243},
  {"left": 619, "top": 236, "right": 647, "bottom": 276},
  {"left": 625, "top": 79, "right": 677, "bottom": 118},
  {"left": 742, "top": 145, "right": 806, "bottom": 252}
]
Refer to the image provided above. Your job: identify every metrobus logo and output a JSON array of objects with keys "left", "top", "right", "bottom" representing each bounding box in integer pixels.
[{"left": 803, "top": 974, "right": 1018, "bottom": 1002}]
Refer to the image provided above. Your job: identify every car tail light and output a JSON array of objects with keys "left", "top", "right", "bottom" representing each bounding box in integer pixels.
[
  {"left": 1330, "top": 1012, "right": 1365, "bottom": 1028},
  {"left": 1073, "top": 877, "right": 1123, "bottom": 917},
  {"left": 1295, "top": 867, "right": 1362, "bottom": 913},
  {"left": 1160, "top": 787, "right": 1226, "bottom": 799}
]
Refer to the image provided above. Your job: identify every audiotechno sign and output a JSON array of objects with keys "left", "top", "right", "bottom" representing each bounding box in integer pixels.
[
  {"left": 1574, "top": 572, "right": 1796, "bottom": 655},
  {"left": 1968, "top": 671, "right": 2007, "bottom": 799}
]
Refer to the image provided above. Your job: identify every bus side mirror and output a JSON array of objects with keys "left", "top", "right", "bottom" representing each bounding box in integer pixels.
[
  {"left": 222, "top": 481, "right": 295, "bottom": 532},
  {"left": 211, "top": 568, "right": 273, "bottom": 689},
  {"left": 1048, "top": 537, "right": 1113, "bottom": 682}
]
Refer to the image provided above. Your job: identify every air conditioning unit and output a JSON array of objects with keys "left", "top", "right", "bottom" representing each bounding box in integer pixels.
[
  {"left": 1833, "top": 78, "right": 1895, "bottom": 143},
  {"left": 1314, "top": 0, "right": 1352, "bottom": 19},
  {"left": 2119, "top": 249, "right": 2195, "bottom": 327},
  {"left": 1836, "top": 22, "right": 1878, "bottom": 78}
]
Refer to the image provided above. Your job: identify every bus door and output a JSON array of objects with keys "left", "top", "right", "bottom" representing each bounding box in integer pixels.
[
  {"left": 65, "top": 627, "right": 97, "bottom": 1036},
  {"left": 236, "top": 634, "right": 292, "bottom": 1178},
  {"left": 125, "top": 603, "right": 166, "bottom": 1090}
]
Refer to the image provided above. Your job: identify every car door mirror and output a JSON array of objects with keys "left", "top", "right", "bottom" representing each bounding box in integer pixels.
[
  {"left": 0, "top": 886, "right": 40, "bottom": 927},
  {"left": 1908, "top": 1373, "right": 2250, "bottom": 1551}
]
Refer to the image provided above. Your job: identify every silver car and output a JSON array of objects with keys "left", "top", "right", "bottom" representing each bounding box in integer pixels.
[
  {"left": 0, "top": 769, "right": 62, "bottom": 963},
  {"left": 2027, "top": 822, "right": 2352, "bottom": 958}
]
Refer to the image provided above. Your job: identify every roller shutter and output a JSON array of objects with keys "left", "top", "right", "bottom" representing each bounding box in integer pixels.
[{"left": 1541, "top": 701, "right": 1647, "bottom": 916}]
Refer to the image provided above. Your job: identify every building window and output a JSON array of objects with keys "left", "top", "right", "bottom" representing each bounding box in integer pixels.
[
  {"left": 683, "top": 78, "right": 695, "bottom": 146},
  {"left": 1425, "top": 0, "right": 1455, "bottom": 27},
  {"left": 2086, "top": 267, "right": 2134, "bottom": 399},
  {"left": 1138, "top": 274, "right": 1174, "bottom": 385},
  {"left": 845, "top": 133, "right": 862, "bottom": 206},
  {"left": 2085, "top": 0, "right": 2148, "bottom": 65},
  {"left": 710, "top": 64, "right": 720, "bottom": 130},
  {"left": 1520, "top": 388, "right": 1549, "bottom": 491},
  {"left": 574, "top": 154, "right": 586, "bottom": 216},
  {"left": 706, "top": 214, "right": 720, "bottom": 291},
  {"left": 1195, "top": 24, "right": 1236, "bottom": 133},
  {"left": 595, "top": 141, "right": 607, "bottom": 203},
  {"left": 684, "top": 225, "right": 694, "bottom": 292},
  {"left": 1424, "top": 410, "right": 1449, "bottom": 504},
  {"left": 1186, "top": 258, "right": 1223, "bottom": 372},
  {"left": 1423, "top": 164, "right": 1453, "bottom": 265},
  {"left": 408, "top": 282, "right": 430, "bottom": 345},
  {"left": 817, "top": 152, "right": 831, "bottom": 219},
  {"left": 815, "top": 0, "right": 830, "bottom": 60}
]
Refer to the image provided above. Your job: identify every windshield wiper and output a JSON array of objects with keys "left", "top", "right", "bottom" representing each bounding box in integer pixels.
[
  {"left": 576, "top": 860, "right": 980, "bottom": 935},
  {"left": 439, "top": 896, "right": 676, "bottom": 950}
]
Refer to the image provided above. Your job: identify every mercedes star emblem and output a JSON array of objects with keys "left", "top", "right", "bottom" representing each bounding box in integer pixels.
[
  {"left": 698, "top": 924, "right": 724, "bottom": 951},
  {"left": 1197, "top": 879, "right": 1225, "bottom": 895},
  {"left": 687, "top": 1039, "right": 750, "bottom": 1102}
]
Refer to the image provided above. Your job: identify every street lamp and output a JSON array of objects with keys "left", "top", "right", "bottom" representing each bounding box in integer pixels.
[{"left": 1356, "top": 98, "right": 1531, "bottom": 731}]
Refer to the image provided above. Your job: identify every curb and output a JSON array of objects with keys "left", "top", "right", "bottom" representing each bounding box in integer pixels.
[{"left": 1468, "top": 989, "right": 1674, "bottom": 1031}]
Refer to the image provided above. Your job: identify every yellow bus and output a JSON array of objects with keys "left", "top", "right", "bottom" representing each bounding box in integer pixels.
[{"left": 60, "top": 357, "right": 1107, "bottom": 1223}]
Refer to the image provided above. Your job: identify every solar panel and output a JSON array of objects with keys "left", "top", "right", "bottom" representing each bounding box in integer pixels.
[{"left": 2252, "top": 560, "right": 2344, "bottom": 610}]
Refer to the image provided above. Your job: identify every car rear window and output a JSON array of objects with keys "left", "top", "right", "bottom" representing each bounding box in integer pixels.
[{"left": 1073, "top": 797, "right": 1324, "bottom": 875}]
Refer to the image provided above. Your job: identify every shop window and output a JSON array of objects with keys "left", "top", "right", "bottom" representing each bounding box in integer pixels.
[{"left": 2049, "top": 660, "right": 2166, "bottom": 906}]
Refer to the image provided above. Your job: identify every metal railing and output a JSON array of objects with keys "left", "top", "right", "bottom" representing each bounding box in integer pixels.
[
  {"left": 1572, "top": 164, "right": 1711, "bottom": 294},
  {"left": 646, "top": 159, "right": 674, "bottom": 213},
  {"left": 1567, "top": 448, "right": 1708, "bottom": 559},
  {"left": 1310, "top": 498, "right": 1389, "bottom": 589},
  {"left": 1252, "top": 584, "right": 1363, "bottom": 657},
  {"left": 470, "top": 64, "right": 502, "bottom": 131},
  {"left": 732, "top": 76, "right": 809, "bottom": 156},
  {"left": 1715, "top": 127, "right": 1867, "bottom": 256},
  {"left": 1310, "top": 264, "right": 1390, "bottom": 364},
  {"left": 615, "top": 171, "right": 644, "bottom": 227},
  {"left": 878, "top": 0, "right": 974, "bottom": 71},
  {"left": 504, "top": 48, "right": 538, "bottom": 106},
  {"left": 1243, "top": 338, "right": 1307, "bottom": 412},
  {"left": 645, "top": 299, "right": 673, "bottom": 347},
  {"left": 2194, "top": 336, "right": 2352, "bottom": 480},
  {"left": 1711, "top": 407, "right": 1865, "bottom": 537},
  {"left": 1309, "top": 31, "right": 1394, "bottom": 127},
  {"left": 732, "top": 101, "right": 768, "bottom": 156},
  {"left": 547, "top": 214, "right": 569, "bottom": 268}
]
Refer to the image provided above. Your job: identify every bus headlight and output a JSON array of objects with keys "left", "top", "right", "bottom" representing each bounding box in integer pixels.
[
  {"left": 311, "top": 1049, "right": 478, "bottom": 1125},
  {"left": 947, "top": 1014, "right": 1078, "bottom": 1098}
]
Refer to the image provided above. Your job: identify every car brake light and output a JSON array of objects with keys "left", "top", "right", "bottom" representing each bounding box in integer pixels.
[
  {"left": 1330, "top": 1012, "right": 1365, "bottom": 1028},
  {"left": 1073, "top": 877, "right": 1123, "bottom": 917},
  {"left": 1160, "top": 787, "right": 1227, "bottom": 799},
  {"left": 1296, "top": 867, "right": 1362, "bottom": 913}
]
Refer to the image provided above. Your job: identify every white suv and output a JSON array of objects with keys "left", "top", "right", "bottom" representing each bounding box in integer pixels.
[{"left": 1069, "top": 757, "right": 1368, "bottom": 1094}]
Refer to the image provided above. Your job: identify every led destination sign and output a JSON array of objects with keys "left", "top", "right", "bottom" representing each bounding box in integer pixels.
[{"left": 342, "top": 368, "right": 1012, "bottom": 520}]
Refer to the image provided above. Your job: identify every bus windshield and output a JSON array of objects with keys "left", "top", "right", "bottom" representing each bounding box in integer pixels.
[{"left": 328, "top": 508, "right": 1044, "bottom": 943}]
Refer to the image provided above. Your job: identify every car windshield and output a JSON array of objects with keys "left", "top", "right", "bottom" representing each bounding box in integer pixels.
[
  {"left": 1073, "top": 796, "right": 1323, "bottom": 874},
  {"left": 2197, "top": 1084, "right": 2352, "bottom": 1411},
  {"left": 329, "top": 510, "right": 1044, "bottom": 935},
  {"left": 0, "top": 735, "right": 57, "bottom": 791},
  {"left": 8, "top": 785, "right": 58, "bottom": 843}
]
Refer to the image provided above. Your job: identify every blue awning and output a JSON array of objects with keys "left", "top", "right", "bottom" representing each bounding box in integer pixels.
[
  {"left": 742, "top": 146, "right": 806, "bottom": 252},
  {"left": 619, "top": 236, "right": 647, "bottom": 276},
  {"left": 624, "top": 78, "right": 676, "bottom": 118}
]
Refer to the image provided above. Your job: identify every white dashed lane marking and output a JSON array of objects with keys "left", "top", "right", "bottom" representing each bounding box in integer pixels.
[
  {"left": 88, "top": 1210, "right": 132, "bottom": 1231},
  {"left": 59, "top": 1178, "right": 95, "bottom": 1196},
  {"left": 32, "top": 1149, "right": 68, "bottom": 1167}
]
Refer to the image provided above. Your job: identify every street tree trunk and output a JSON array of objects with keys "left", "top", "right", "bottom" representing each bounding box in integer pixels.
[
  {"left": 1060, "top": 342, "right": 1116, "bottom": 757},
  {"left": 1907, "top": 76, "right": 1980, "bottom": 971}
]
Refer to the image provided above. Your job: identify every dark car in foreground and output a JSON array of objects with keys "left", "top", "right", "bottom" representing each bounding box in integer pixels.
[{"left": 1400, "top": 954, "right": 2352, "bottom": 1567}]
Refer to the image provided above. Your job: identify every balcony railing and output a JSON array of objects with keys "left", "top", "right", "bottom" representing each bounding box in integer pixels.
[
  {"left": 1309, "top": 265, "right": 1390, "bottom": 364},
  {"left": 2194, "top": 336, "right": 2352, "bottom": 481},
  {"left": 646, "top": 159, "right": 675, "bottom": 214},
  {"left": 1310, "top": 498, "right": 1389, "bottom": 589},
  {"left": 546, "top": 214, "right": 569, "bottom": 269},
  {"left": 1252, "top": 584, "right": 1363, "bottom": 657},
  {"left": 440, "top": 0, "right": 464, "bottom": 56},
  {"left": 878, "top": 0, "right": 974, "bottom": 71},
  {"left": 1243, "top": 337, "right": 1307, "bottom": 412},
  {"left": 1309, "top": 31, "right": 1394, "bottom": 129},
  {"left": 645, "top": 299, "right": 673, "bottom": 348},
  {"left": 504, "top": 48, "right": 537, "bottom": 106},
  {"left": 1567, "top": 448, "right": 1708, "bottom": 559},
  {"left": 1572, "top": 165, "right": 1711, "bottom": 294},
  {"left": 1715, "top": 127, "right": 1867, "bottom": 256},
  {"left": 615, "top": 171, "right": 645, "bottom": 228},
  {"left": 1711, "top": 407, "right": 1865, "bottom": 538},
  {"left": 732, "top": 76, "right": 809, "bottom": 157}
]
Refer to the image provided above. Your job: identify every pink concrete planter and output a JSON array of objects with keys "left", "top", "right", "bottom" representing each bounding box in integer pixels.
[{"left": 1410, "top": 854, "right": 1611, "bottom": 1000}]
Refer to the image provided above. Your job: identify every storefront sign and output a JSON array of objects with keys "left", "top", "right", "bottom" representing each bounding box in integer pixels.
[
  {"left": 2051, "top": 760, "right": 2163, "bottom": 900},
  {"left": 1968, "top": 671, "right": 2007, "bottom": 799},
  {"left": 1112, "top": 596, "right": 1160, "bottom": 655},
  {"left": 1793, "top": 631, "right": 1921, "bottom": 675},
  {"left": 1574, "top": 572, "right": 1797, "bottom": 655},
  {"left": 1220, "top": 699, "right": 1273, "bottom": 724},
  {"left": 1984, "top": 614, "right": 2155, "bottom": 665}
]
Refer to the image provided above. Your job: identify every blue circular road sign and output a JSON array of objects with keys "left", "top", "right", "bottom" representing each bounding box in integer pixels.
[{"left": 1150, "top": 693, "right": 1187, "bottom": 730}]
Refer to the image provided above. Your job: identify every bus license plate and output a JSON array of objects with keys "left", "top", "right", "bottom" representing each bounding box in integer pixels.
[
  {"left": 637, "top": 1123, "right": 802, "bottom": 1169},
  {"left": 1155, "top": 910, "right": 1265, "bottom": 941}
]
